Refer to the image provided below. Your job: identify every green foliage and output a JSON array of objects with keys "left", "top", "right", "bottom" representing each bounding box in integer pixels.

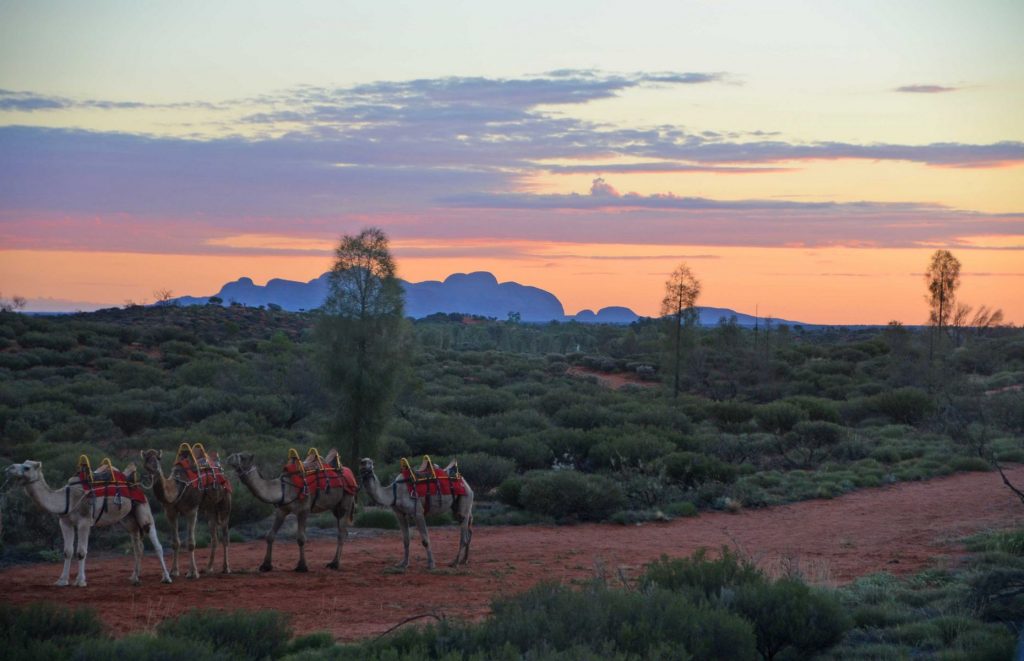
[
  {"left": 640, "top": 547, "right": 762, "bottom": 601},
  {"left": 755, "top": 402, "right": 808, "bottom": 434},
  {"left": 355, "top": 507, "right": 400, "bottom": 529},
  {"left": 157, "top": 608, "right": 292, "bottom": 659},
  {"left": 780, "top": 421, "right": 847, "bottom": 466},
  {"left": 514, "top": 470, "right": 626, "bottom": 522},
  {"left": 317, "top": 227, "right": 408, "bottom": 467},
  {"left": 733, "top": 578, "right": 851, "bottom": 660},
  {"left": 661, "top": 452, "right": 738, "bottom": 489},
  {"left": 452, "top": 452, "right": 515, "bottom": 494},
  {"left": 0, "top": 601, "right": 106, "bottom": 660}
]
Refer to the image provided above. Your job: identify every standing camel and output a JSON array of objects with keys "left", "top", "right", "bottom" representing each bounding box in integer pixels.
[
  {"left": 358, "top": 457, "right": 474, "bottom": 570},
  {"left": 4, "top": 460, "right": 172, "bottom": 586},
  {"left": 140, "top": 446, "right": 232, "bottom": 578},
  {"left": 225, "top": 451, "right": 357, "bottom": 572}
]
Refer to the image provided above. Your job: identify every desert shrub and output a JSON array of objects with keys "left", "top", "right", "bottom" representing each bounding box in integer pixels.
[
  {"left": 661, "top": 452, "right": 738, "bottom": 489},
  {"left": 641, "top": 547, "right": 763, "bottom": 601},
  {"left": 781, "top": 395, "right": 841, "bottom": 423},
  {"left": 733, "top": 578, "right": 851, "bottom": 661},
  {"left": 474, "top": 408, "right": 550, "bottom": 439},
  {"left": 496, "top": 475, "right": 524, "bottom": 508},
  {"left": 866, "top": 387, "right": 934, "bottom": 425},
  {"left": 0, "top": 602, "right": 105, "bottom": 660},
  {"left": 463, "top": 581, "right": 758, "bottom": 660},
  {"left": 755, "top": 402, "right": 808, "bottom": 434},
  {"left": 664, "top": 501, "right": 698, "bottom": 517},
  {"left": 453, "top": 452, "right": 515, "bottom": 494},
  {"left": 780, "top": 421, "right": 846, "bottom": 466},
  {"left": 441, "top": 388, "right": 516, "bottom": 417},
  {"left": 354, "top": 507, "right": 400, "bottom": 529},
  {"left": 709, "top": 401, "right": 756, "bottom": 429},
  {"left": 553, "top": 402, "right": 623, "bottom": 430},
  {"left": 105, "top": 399, "right": 158, "bottom": 435},
  {"left": 588, "top": 433, "right": 675, "bottom": 470},
  {"left": 492, "top": 435, "right": 553, "bottom": 470},
  {"left": 73, "top": 633, "right": 219, "bottom": 661},
  {"left": 516, "top": 470, "right": 626, "bottom": 522},
  {"left": 157, "top": 608, "right": 291, "bottom": 660}
]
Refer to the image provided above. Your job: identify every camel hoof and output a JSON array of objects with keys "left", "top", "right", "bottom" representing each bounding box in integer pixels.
[
  {"left": 186, "top": 571, "right": 200, "bottom": 580},
  {"left": 294, "top": 564, "right": 309, "bottom": 573},
  {"left": 55, "top": 579, "right": 69, "bottom": 587},
  {"left": 325, "top": 561, "right": 339, "bottom": 570},
  {"left": 162, "top": 576, "right": 173, "bottom": 584},
  {"left": 222, "top": 568, "right": 232, "bottom": 575},
  {"left": 75, "top": 581, "right": 87, "bottom": 588},
  {"left": 131, "top": 578, "right": 141, "bottom": 586},
  {"left": 259, "top": 563, "right": 273, "bottom": 573}
]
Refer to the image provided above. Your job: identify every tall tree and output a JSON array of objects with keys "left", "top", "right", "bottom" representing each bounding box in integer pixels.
[
  {"left": 661, "top": 263, "right": 702, "bottom": 398},
  {"left": 924, "top": 249, "right": 961, "bottom": 361},
  {"left": 316, "top": 228, "right": 407, "bottom": 467}
]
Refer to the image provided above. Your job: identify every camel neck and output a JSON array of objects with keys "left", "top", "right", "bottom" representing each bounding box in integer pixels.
[
  {"left": 361, "top": 472, "right": 392, "bottom": 507},
  {"left": 23, "top": 475, "right": 70, "bottom": 515},
  {"left": 239, "top": 467, "right": 286, "bottom": 504}
]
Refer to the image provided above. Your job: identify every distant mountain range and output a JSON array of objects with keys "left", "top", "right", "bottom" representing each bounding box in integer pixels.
[{"left": 168, "top": 271, "right": 812, "bottom": 327}]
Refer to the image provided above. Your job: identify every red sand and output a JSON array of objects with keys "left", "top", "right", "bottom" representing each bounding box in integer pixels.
[{"left": 1, "top": 466, "right": 1022, "bottom": 642}]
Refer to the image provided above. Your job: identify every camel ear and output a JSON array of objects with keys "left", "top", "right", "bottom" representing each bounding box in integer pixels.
[
  {"left": 157, "top": 449, "right": 163, "bottom": 459},
  {"left": 25, "top": 460, "right": 41, "bottom": 469}
]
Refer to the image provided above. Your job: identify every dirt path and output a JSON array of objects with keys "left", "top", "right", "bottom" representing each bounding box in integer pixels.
[
  {"left": 567, "top": 366, "right": 656, "bottom": 389},
  {"left": 2, "top": 467, "right": 1022, "bottom": 642}
]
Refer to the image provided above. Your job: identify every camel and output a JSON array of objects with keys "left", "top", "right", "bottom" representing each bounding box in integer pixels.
[
  {"left": 225, "top": 450, "right": 356, "bottom": 572},
  {"left": 140, "top": 446, "right": 232, "bottom": 578},
  {"left": 3, "top": 460, "right": 172, "bottom": 586},
  {"left": 358, "top": 457, "right": 474, "bottom": 570}
]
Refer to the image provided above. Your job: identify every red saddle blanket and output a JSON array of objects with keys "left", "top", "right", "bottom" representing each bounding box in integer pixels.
[
  {"left": 175, "top": 455, "right": 232, "bottom": 493},
  {"left": 283, "top": 463, "right": 358, "bottom": 500},
  {"left": 400, "top": 468, "right": 468, "bottom": 498},
  {"left": 76, "top": 469, "right": 147, "bottom": 503}
]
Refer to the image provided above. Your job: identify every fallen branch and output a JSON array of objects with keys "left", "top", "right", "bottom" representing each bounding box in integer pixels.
[{"left": 373, "top": 611, "right": 445, "bottom": 641}]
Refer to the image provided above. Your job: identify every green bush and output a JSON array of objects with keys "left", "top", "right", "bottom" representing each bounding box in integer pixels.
[
  {"left": 517, "top": 470, "right": 626, "bottom": 522},
  {"left": 0, "top": 602, "right": 106, "bottom": 660},
  {"left": 709, "top": 401, "right": 756, "bottom": 428},
  {"left": 641, "top": 547, "right": 762, "bottom": 601},
  {"left": 453, "top": 452, "right": 515, "bottom": 494},
  {"left": 755, "top": 402, "right": 808, "bottom": 434},
  {"left": 354, "top": 507, "right": 399, "bottom": 529},
  {"left": 780, "top": 421, "right": 846, "bottom": 466},
  {"left": 157, "top": 608, "right": 291, "bottom": 659},
  {"left": 867, "top": 388, "right": 934, "bottom": 425},
  {"left": 588, "top": 434, "right": 675, "bottom": 470},
  {"left": 661, "top": 452, "right": 738, "bottom": 489},
  {"left": 733, "top": 579, "right": 851, "bottom": 660}
]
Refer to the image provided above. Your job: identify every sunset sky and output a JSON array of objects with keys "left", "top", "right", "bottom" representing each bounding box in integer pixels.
[{"left": 1, "top": 1, "right": 1022, "bottom": 323}]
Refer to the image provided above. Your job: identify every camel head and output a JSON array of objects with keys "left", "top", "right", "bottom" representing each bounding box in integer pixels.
[
  {"left": 5, "top": 460, "right": 43, "bottom": 484},
  {"left": 358, "top": 458, "right": 375, "bottom": 480},
  {"left": 139, "top": 449, "right": 163, "bottom": 475},
  {"left": 226, "top": 452, "right": 255, "bottom": 474}
]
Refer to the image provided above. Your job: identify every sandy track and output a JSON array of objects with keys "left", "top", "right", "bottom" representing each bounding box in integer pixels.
[{"left": 1, "top": 466, "right": 1022, "bottom": 642}]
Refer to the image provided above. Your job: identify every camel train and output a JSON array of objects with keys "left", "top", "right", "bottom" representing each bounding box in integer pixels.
[{"left": 3, "top": 446, "right": 474, "bottom": 586}]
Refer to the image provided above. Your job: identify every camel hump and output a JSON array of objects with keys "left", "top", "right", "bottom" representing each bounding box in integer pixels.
[{"left": 302, "top": 447, "right": 342, "bottom": 471}]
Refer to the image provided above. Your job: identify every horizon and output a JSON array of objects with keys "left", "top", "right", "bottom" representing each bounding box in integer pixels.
[{"left": 2, "top": 1, "right": 1022, "bottom": 324}]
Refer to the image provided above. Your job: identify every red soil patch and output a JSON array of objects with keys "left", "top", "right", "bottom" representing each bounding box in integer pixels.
[
  {"left": 567, "top": 366, "right": 656, "bottom": 389},
  {"left": 1, "top": 467, "right": 1022, "bottom": 642}
]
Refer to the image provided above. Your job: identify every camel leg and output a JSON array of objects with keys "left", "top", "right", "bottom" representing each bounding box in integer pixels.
[
  {"left": 325, "top": 501, "right": 347, "bottom": 570},
  {"left": 413, "top": 514, "right": 435, "bottom": 570},
  {"left": 145, "top": 520, "right": 173, "bottom": 583},
  {"left": 260, "top": 509, "right": 287, "bottom": 572},
  {"left": 122, "top": 517, "right": 143, "bottom": 586},
  {"left": 396, "top": 515, "right": 411, "bottom": 570},
  {"left": 294, "top": 510, "right": 309, "bottom": 572},
  {"left": 56, "top": 517, "right": 74, "bottom": 586},
  {"left": 185, "top": 509, "right": 200, "bottom": 579},
  {"left": 204, "top": 511, "right": 217, "bottom": 575},
  {"left": 73, "top": 521, "right": 91, "bottom": 587},
  {"left": 220, "top": 510, "right": 231, "bottom": 574},
  {"left": 167, "top": 510, "right": 181, "bottom": 578},
  {"left": 451, "top": 515, "right": 472, "bottom": 567}
]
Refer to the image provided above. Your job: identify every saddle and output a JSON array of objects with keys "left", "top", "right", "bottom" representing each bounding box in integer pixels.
[
  {"left": 282, "top": 448, "right": 357, "bottom": 501},
  {"left": 173, "top": 442, "right": 232, "bottom": 492},
  {"left": 75, "top": 455, "right": 147, "bottom": 503},
  {"left": 400, "top": 455, "right": 468, "bottom": 500}
]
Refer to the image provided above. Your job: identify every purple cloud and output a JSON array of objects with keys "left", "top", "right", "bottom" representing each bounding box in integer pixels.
[{"left": 895, "top": 84, "right": 959, "bottom": 94}]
